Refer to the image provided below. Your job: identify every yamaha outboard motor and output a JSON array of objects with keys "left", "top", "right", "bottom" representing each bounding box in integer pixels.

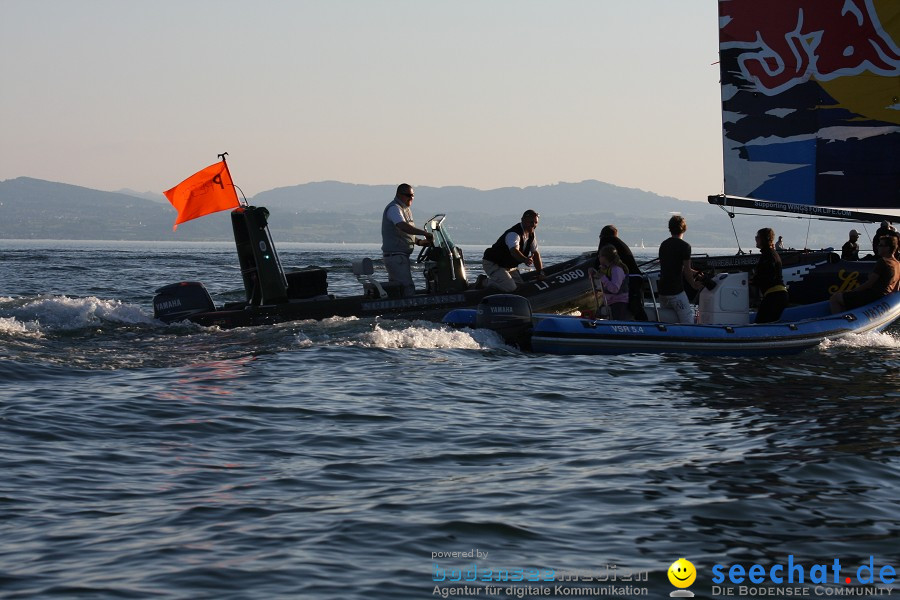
[
  {"left": 153, "top": 282, "right": 216, "bottom": 323},
  {"left": 476, "top": 294, "right": 533, "bottom": 348}
]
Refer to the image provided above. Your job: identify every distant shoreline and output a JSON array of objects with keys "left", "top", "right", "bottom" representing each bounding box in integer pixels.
[{"left": 0, "top": 238, "right": 750, "bottom": 256}]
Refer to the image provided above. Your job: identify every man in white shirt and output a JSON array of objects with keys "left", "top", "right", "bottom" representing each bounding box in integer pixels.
[{"left": 381, "top": 183, "right": 432, "bottom": 297}]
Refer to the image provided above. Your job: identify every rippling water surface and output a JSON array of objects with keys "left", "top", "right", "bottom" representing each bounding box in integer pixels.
[{"left": 1, "top": 241, "right": 899, "bottom": 599}]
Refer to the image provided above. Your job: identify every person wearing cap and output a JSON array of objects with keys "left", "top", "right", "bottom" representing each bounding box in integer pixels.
[
  {"left": 381, "top": 183, "right": 433, "bottom": 297},
  {"left": 841, "top": 229, "right": 861, "bottom": 261},
  {"left": 482, "top": 210, "right": 543, "bottom": 292}
]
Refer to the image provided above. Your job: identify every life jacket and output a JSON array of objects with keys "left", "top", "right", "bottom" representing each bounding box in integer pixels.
[{"left": 483, "top": 223, "right": 534, "bottom": 269}]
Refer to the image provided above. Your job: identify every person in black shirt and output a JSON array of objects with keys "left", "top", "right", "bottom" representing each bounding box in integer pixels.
[
  {"left": 751, "top": 227, "right": 788, "bottom": 323},
  {"left": 597, "top": 225, "right": 647, "bottom": 320},
  {"left": 657, "top": 215, "right": 703, "bottom": 323}
]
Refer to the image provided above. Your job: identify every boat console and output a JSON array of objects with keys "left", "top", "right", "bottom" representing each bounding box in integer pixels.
[
  {"left": 697, "top": 272, "right": 749, "bottom": 324},
  {"left": 419, "top": 214, "right": 469, "bottom": 294}
]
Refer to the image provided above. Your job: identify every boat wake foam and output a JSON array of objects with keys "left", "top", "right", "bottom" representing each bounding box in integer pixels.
[
  {"left": 288, "top": 317, "right": 508, "bottom": 350},
  {"left": 0, "top": 316, "right": 41, "bottom": 337},
  {"left": 1, "top": 295, "right": 158, "bottom": 333},
  {"left": 820, "top": 330, "right": 900, "bottom": 350},
  {"left": 358, "top": 323, "right": 507, "bottom": 350}
]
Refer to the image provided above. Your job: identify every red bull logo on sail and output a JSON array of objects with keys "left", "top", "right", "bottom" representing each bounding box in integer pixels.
[{"left": 720, "top": 0, "right": 900, "bottom": 95}]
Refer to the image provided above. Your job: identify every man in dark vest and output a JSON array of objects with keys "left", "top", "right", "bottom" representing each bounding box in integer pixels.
[
  {"left": 482, "top": 210, "right": 543, "bottom": 292},
  {"left": 381, "top": 183, "right": 432, "bottom": 297}
]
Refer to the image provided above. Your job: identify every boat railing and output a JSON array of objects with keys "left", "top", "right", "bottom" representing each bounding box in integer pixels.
[
  {"left": 645, "top": 274, "right": 662, "bottom": 322},
  {"left": 638, "top": 257, "right": 660, "bottom": 270}
]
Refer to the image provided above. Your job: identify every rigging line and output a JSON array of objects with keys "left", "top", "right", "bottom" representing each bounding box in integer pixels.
[
  {"left": 234, "top": 184, "right": 249, "bottom": 207},
  {"left": 861, "top": 223, "right": 872, "bottom": 242},
  {"left": 717, "top": 204, "right": 744, "bottom": 254}
]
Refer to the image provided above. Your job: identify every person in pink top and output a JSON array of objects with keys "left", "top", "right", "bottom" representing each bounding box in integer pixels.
[{"left": 596, "top": 245, "right": 632, "bottom": 320}]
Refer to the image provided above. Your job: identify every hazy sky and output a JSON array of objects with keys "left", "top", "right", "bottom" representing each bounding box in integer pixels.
[{"left": 1, "top": 0, "right": 722, "bottom": 201}]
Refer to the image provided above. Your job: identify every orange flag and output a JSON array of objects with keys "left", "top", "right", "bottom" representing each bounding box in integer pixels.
[{"left": 164, "top": 160, "right": 240, "bottom": 230}]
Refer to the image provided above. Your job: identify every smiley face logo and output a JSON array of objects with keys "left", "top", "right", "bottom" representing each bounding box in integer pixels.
[{"left": 667, "top": 558, "right": 696, "bottom": 588}]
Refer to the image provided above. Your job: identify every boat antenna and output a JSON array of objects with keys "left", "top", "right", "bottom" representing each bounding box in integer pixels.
[{"left": 218, "top": 151, "right": 249, "bottom": 206}]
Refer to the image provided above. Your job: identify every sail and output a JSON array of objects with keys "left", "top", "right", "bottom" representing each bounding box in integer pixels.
[{"left": 714, "top": 0, "right": 900, "bottom": 213}]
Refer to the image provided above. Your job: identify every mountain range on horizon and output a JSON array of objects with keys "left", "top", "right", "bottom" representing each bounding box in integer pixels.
[{"left": 0, "top": 176, "right": 873, "bottom": 250}]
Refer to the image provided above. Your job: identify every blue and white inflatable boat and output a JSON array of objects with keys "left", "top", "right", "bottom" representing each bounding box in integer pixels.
[{"left": 443, "top": 273, "right": 900, "bottom": 356}]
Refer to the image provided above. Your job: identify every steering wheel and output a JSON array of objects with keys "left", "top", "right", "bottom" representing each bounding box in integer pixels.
[{"left": 416, "top": 244, "right": 433, "bottom": 263}]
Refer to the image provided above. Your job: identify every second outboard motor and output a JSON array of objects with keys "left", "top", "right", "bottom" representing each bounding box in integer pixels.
[
  {"left": 476, "top": 294, "right": 533, "bottom": 348},
  {"left": 153, "top": 282, "right": 216, "bottom": 323}
]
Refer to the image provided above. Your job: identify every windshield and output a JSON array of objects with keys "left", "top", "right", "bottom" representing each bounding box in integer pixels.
[{"left": 424, "top": 214, "right": 460, "bottom": 258}]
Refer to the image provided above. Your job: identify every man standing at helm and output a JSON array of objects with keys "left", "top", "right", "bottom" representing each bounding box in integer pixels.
[{"left": 381, "top": 183, "right": 432, "bottom": 297}]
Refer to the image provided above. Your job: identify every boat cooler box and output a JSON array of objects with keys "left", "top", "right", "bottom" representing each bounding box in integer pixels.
[
  {"left": 698, "top": 272, "right": 749, "bottom": 324},
  {"left": 285, "top": 268, "right": 328, "bottom": 300}
]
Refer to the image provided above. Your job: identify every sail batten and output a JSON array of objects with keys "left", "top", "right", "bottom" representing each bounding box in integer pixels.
[{"left": 716, "top": 0, "right": 900, "bottom": 216}]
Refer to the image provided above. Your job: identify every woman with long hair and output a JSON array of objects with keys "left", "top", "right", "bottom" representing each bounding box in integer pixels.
[{"left": 596, "top": 245, "right": 632, "bottom": 320}]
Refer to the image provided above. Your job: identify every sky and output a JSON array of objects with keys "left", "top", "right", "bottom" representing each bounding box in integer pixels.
[{"left": 0, "top": 0, "right": 723, "bottom": 201}]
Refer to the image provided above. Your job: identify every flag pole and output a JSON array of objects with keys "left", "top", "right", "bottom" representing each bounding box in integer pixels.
[{"left": 218, "top": 151, "right": 248, "bottom": 206}]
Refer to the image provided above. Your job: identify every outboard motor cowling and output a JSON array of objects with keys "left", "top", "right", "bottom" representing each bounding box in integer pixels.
[
  {"left": 476, "top": 294, "right": 533, "bottom": 347},
  {"left": 153, "top": 282, "right": 216, "bottom": 323}
]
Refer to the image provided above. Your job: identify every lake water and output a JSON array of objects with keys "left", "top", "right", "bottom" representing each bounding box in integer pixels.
[{"left": 1, "top": 240, "right": 898, "bottom": 599}]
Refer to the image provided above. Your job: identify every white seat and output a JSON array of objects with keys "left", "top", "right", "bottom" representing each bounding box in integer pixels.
[{"left": 352, "top": 258, "right": 375, "bottom": 276}]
